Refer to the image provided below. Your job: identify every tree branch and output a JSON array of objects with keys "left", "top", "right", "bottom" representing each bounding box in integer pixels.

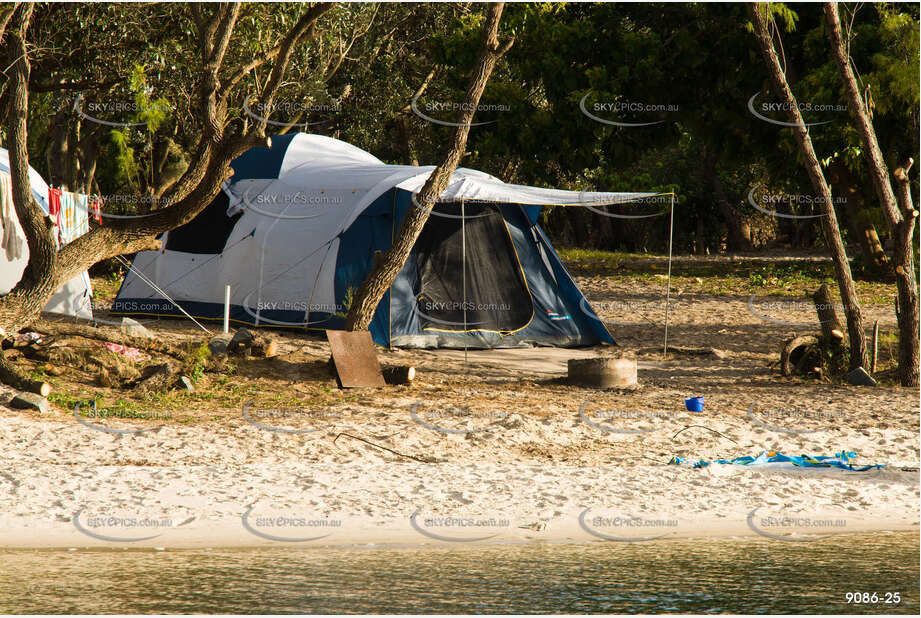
[
  {"left": 258, "top": 3, "right": 333, "bottom": 118},
  {"left": 823, "top": 2, "right": 901, "bottom": 226},
  {"left": 0, "top": 3, "right": 17, "bottom": 43}
]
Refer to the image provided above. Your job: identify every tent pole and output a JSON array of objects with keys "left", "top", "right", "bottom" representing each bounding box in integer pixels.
[
  {"left": 663, "top": 192, "right": 674, "bottom": 357},
  {"left": 462, "top": 199, "right": 468, "bottom": 367}
]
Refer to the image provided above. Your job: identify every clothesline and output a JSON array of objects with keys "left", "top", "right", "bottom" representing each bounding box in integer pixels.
[
  {"left": 47, "top": 186, "right": 101, "bottom": 247},
  {"left": 0, "top": 180, "right": 102, "bottom": 259}
]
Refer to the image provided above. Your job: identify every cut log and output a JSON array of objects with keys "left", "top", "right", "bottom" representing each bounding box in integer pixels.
[
  {"left": 326, "top": 330, "right": 385, "bottom": 388},
  {"left": 568, "top": 357, "right": 637, "bottom": 388},
  {"left": 0, "top": 352, "right": 52, "bottom": 396},
  {"left": 250, "top": 334, "right": 278, "bottom": 358},
  {"left": 228, "top": 328, "right": 255, "bottom": 356},
  {"left": 8, "top": 391, "right": 50, "bottom": 414},
  {"left": 18, "top": 344, "right": 50, "bottom": 362},
  {"left": 120, "top": 318, "right": 153, "bottom": 339},
  {"left": 812, "top": 284, "right": 844, "bottom": 344},
  {"left": 780, "top": 335, "right": 820, "bottom": 377},
  {"left": 383, "top": 365, "right": 415, "bottom": 385},
  {"left": 208, "top": 333, "right": 233, "bottom": 356}
]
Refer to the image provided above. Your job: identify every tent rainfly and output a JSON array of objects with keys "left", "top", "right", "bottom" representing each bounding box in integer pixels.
[{"left": 113, "top": 133, "right": 657, "bottom": 348}]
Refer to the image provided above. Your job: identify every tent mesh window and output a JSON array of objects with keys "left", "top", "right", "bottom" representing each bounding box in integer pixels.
[
  {"left": 165, "top": 191, "right": 243, "bottom": 254},
  {"left": 413, "top": 201, "right": 532, "bottom": 333}
]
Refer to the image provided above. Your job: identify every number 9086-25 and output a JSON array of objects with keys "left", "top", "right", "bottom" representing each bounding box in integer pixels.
[{"left": 846, "top": 592, "right": 900, "bottom": 604}]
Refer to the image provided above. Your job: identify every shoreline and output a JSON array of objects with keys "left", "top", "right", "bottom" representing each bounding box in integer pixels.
[
  {"left": 1, "top": 513, "right": 917, "bottom": 550},
  {"left": 1, "top": 459, "right": 916, "bottom": 550}
]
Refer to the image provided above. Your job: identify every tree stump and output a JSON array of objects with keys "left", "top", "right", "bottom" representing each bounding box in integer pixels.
[
  {"left": 568, "top": 357, "right": 637, "bottom": 388},
  {"left": 250, "top": 334, "right": 279, "bottom": 358}
]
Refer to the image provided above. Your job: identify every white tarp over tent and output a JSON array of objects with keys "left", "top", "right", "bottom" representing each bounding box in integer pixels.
[
  {"left": 115, "top": 134, "right": 662, "bottom": 341},
  {"left": 222, "top": 133, "right": 656, "bottom": 237}
]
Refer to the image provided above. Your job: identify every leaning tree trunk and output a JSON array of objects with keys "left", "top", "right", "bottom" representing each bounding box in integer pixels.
[
  {"left": 823, "top": 2, "right": 919, "bottom": 386},
  {"left": 344, "top": 3, "right": 514, "bottom": 331},
  {"left": 1, "top": 5, "right": 61, "bottom": 331},
  {"left": 0, "top": 3, "right": 333, "bottom": 347},
  {"left": 749, "top": 3, "right": 868, "bottom": 371},
  {"left": 813, "top": 283, "right": 845, "bottom": 346}
]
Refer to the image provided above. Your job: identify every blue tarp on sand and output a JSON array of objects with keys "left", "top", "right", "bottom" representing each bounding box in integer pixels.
[{"left": 669, "top": 450, "right": 884, "bottom": 471}]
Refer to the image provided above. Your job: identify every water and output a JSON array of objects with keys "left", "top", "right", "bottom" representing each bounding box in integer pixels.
[{"left": 1, "top": 533, "right": 917, "bottom": 614}]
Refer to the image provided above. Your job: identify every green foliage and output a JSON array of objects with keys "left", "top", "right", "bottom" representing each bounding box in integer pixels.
[
  {"left": 870, "top": 5, "right": 920, "bottom": 113},
  {"left": 334, "top": 287, "right": 357, "bottom": 319},
  {"left": 105, "top": 64, "right": 174, "bottom": 196},
  {"left": 181, "top": 343, "right": 211, "bottom": 384},
  {"left": 12, "top": 2, "right": 919, "bottom": 265}
]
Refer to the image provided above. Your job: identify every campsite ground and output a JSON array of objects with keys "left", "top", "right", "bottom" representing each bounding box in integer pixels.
[{"left": 0, "top": 251, "right": 917, "bottom": 547}]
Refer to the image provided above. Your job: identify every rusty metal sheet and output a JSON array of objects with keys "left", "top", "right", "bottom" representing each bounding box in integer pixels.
[{"left": 326, "top": 330, "right": 385, "bottom": 388}]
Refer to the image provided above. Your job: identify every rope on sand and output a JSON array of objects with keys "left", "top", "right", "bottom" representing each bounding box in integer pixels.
[
  {"left": 333, "top": 432, "right": 436, "bottom": 463},
  {"left": 671, "top": 424, "right": 740, "bottom": 445}
]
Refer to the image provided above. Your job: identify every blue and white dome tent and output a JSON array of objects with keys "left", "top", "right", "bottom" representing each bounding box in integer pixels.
[
  {"left": 113, "top": 133, "right": 656, "bottom": 348},
  {"left": 0, "top": 147, "right": 93, "bottom": 321}
]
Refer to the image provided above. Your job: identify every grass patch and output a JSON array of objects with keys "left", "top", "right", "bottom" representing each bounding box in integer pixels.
[{"left": 558, "top": 248, "right": 896, "bottom": 304}]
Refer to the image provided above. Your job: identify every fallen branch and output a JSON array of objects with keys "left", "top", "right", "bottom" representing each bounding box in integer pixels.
[
  {"left": 780, "top": 335, "right": 820, "bottom": 377},
  {"left": 333, "top": 432, "right": 436, "bottom": 463},
  {"left": 33, "top": 322, "right": 192, "bottom": 360},
  {"left": 0, "top": 351, "right": 51, "bottom": 396}
]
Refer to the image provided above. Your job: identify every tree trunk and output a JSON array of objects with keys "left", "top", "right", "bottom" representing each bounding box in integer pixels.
[
  {"left": 47, "top": 107, "right": 74, "bottom": 189},
  {"left": 0, "top": 352, "right": 52, "bottom": 396},
  {"left": 892, "top": 162, "right": 919, "bottom": 386},
  {"left": 398, "top": 68, "right": 436, "bottom": 167},
  {"left": 749, "top": 3, "right": 868, "bottom": 371},
  {"left": 823, "top": 2, "right": 919, "bottom": 386},
  {"left": 344, "top": 3, "right": 514, "bottom": 331},
  {"left": 1, "top": 5, "right": 61, "bottom": 331}
]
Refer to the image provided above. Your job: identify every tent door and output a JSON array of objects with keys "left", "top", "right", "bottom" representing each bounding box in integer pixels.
[{"left": 413, "top": 202, "right": 532, "bottom": 333}]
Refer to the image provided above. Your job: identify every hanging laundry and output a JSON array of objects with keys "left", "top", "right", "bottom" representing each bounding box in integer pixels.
[
  {"left": 0, "top": 173, "right": 25, "bottom": 260},
  {"left": 52, "top": 189, "right": 92, "bottom": 244},
  {"left": 48, "top": 187, "right": 63, "bottom": 230},
  {"left": 90, "top": 196, "right": 102, "bottom": 224},
  {"left": 75, "top": 193, "right": 89, "bottom": 237},
  {"left": 61, "top": 190, "right": 75, "bottom": 243}
]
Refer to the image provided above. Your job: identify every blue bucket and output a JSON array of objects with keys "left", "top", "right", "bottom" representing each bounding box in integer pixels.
[{"left": 685, "top": 396, "right": 704, "bottom": 412}]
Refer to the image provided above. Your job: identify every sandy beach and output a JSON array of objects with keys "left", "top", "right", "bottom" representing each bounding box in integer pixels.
[{"left": 1, "top": 267, "right": 918, "bottom": 550}]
